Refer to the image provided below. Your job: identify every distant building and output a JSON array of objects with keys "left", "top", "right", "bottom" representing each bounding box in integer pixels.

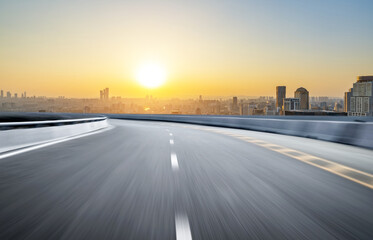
[
  {"left": 84, "top": 106, "right": 91, "bottom": 113},
  {"left": 6, "top": 91, "right": 11, "bottom": 98},
  {"left": 105, "top": 88, "right": 109, "bottom": 100},
  {"left": 14, "top": 93, "right": 18, "bottom": 98},
  {"left": 248, "top": 105, "right": 256, "bottom": 115},
  {"left": 233, "top": 96, "right": 238, "bottom": 107},
  {"left": 319, "top": 96, "right": 329, "bottom": 102},
  {"left": 195, "top": 108, "right": 201, "bottom": 115},
  {"left": 334, "top": 102, "right": 343, "bottom": 112},
  {"left": 283, "top": 98, "right": 300, "bottom": 111},
  {"left": 100, "top": 88, "right": 109, "bottom": 100},
  {"left": 294, "top": 87, "right": 309, "bottom": 110},
  {"left": 0, "top": 90, "right": 3, "bottom": 98},
  {"left": 344, "top": 89, "right": 352, "bottom": 112},
  {"left": 284, "top": 110, "right": 346, "bottom": 116},
  {"left": 264, "top": 106, "right": 276, "bottom": 115},
  {"left": 320, "top": 102, "right": 328, "bottom": 110},
  {"left": 232, "top": 96, "right": 239, "bottom": 115},
  {"left": 240, "top": 103, "right": 249, "bottom": 115},
  {"left": 252, "top": 109, "right": 264, "bottom": 115},
  {"left": 345, "top": 76, "right": 373, "bottom": 116},
  {"left": 276, "top": 86, "right": 286, "bottom": 111}
]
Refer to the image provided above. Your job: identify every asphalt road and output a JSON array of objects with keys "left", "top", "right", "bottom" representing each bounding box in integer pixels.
[{"left": 0, "top": 119, "right": 373, "bottom": 240}]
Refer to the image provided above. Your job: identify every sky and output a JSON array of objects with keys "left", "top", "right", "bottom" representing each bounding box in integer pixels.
[{"left": 0, "top": 0, "right": 372, "bottom": 98}]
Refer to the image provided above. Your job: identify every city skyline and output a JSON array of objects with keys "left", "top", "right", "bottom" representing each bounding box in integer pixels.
[
  {"left": 0, "top": 83, "right": 346, "bottom": 116},
  {"left": 0, "top": 86, "right": 346, "bottom": 100},
  {"left": 1, "top": 0, "right": 373, "bottom": 98},
  {"left": 1, "top": 1, "right": 373, "bottom": 239}
]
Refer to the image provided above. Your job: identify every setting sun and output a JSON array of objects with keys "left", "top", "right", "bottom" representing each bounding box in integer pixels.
[{"left": 136, "top": 63, "right": 167, "bottom": 89}]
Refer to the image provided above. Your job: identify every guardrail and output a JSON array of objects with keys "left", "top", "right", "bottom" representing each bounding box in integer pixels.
[
  {"left": 108, "top": 114, "right": 373, "bottom": 149},
  {"left": 0, "top": 117, "right": 107, "bottom": 130},
  {"left": 0, "top": 117, "right": 108, "bottom": 154}
]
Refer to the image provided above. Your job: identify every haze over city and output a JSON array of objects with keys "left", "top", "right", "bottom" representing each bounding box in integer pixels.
[
  {"left": 1, "top": 1, "right": 373, "bottom": 240},
  {"left": 1, "top": 0, "right": 373, "bottom": 98}
]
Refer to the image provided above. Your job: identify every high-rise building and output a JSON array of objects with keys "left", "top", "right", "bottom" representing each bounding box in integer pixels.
[
  {"left": 0, "top": 90, "right": 3, "bottom": 98},
  {"left": 345, "top": 76, "right": 373, "bottom": 116},
  {"left": 232, "top": 96, "right": 239, "bottom": 114},
  {"left": 344, "top": 89, "right": 352, "bottom": 112},
  {"left": 294, "top": 87, "right": 309, "bottom": 110},
  {"left": 6, "top": 91, "right": 11, "bottom": 98},
  {"left": 14, "top": 93, "right": 18, "bottom": 98},
  {"left": 104, "top": 88, "right": 109, "bottom": 100},
  {"left": 100, "top": 88, "right": 109, "bottom": 100},
  {"left": 283, "top": 98, "right": 300, "bottom": 111},
  {"left": 276, "top": 86, "right": 286, "bottom": 110}
]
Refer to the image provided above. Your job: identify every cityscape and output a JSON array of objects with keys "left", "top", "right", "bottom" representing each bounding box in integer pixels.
[
  {"left": 2, "top": 75, "right": 372, "bottom": 116},
  {"left": 1, "top": 0, "right": 373, "bottom": 239}
]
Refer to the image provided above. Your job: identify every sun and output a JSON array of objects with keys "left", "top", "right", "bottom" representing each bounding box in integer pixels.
[{"left": 136, "top": 63, "right": 167, "bottom": 89}]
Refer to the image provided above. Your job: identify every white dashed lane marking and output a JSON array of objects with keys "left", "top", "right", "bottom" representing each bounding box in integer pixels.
[
  {"left": 168, "top": 130, "right": 191, "bottom": 239},
  {"left": 171, "top": 152, "right": 179, "bottom": 170},
  {"left": 175, "top": 213, "right": 192, "bottom": 240}
]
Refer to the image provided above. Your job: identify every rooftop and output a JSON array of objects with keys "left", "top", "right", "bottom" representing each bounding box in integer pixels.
[{"left": 357, "top": 76, "right": 373, "bottom": 83}]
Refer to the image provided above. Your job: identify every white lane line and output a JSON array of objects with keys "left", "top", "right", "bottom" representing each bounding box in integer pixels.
[
  {"left": 169, "top": 133, "right": 173, "bottom": 136},
  {"left": 0, "top": 126, "right": 113, "bottom": 160},
  {"left": 171, "top": 153, "right": 179, "bottom": 170},
  {"left": 170, "top": 139, "right": 174, "bottom": 145},
  {"left": 175, "top": 213, "right": 192, "bottom": 240}
]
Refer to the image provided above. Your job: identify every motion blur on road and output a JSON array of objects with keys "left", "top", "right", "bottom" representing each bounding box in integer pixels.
[{"left": 1, "top": 119, "right": 373, "bottom": 239}]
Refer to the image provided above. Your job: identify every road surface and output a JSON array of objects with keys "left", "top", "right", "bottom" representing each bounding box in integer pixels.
[{"left": 0, "top": 119, "right": 373, "bottom": 239}]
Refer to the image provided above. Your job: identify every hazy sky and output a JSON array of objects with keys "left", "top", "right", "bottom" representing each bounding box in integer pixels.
[{"left": 0, "top": 0, "right": 372, "bottom": 98}]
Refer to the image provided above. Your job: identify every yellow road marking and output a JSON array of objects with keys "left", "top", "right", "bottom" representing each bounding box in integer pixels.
[
  {"left": 190, "top": 126, "right": 373, "bottom": 190},
  {"left": 240, "top": 136, "right": 373, "bottom": 189}
]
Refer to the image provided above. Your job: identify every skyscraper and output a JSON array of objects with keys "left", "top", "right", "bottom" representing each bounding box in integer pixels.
[
  {"left": 294, "top": 87, "right": 309, "bottom": 110},
  {"left": 240, "top": 103, "right": 249, "bottom": 115},
  {"left": 276, "top": 86, "right": 286, "bottom": 110},
  {"left": 233, "top": 96, "right": 238, "bottom": 107},
  {"left": 0, "top": 90, "right": 3, "bottom": 98},
  {"left": 232, "top": 96, "right": 239, "bottom": 115},
  {"left": 345, "top": 76, "right": 373, "bottom": 116},
  {"left": 344, "top": 89, "right": 352, "bottom": 112},
  {"left": 105, "top": 88, "right": 109, "bottom": 100},
  {"left": 100, "top": 88, "right": 109, "bottom": 100}
]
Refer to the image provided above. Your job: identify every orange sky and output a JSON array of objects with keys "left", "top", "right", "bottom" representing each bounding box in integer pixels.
[{"left": 0, "top": 1, "right": 372, "bottom": 98}]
